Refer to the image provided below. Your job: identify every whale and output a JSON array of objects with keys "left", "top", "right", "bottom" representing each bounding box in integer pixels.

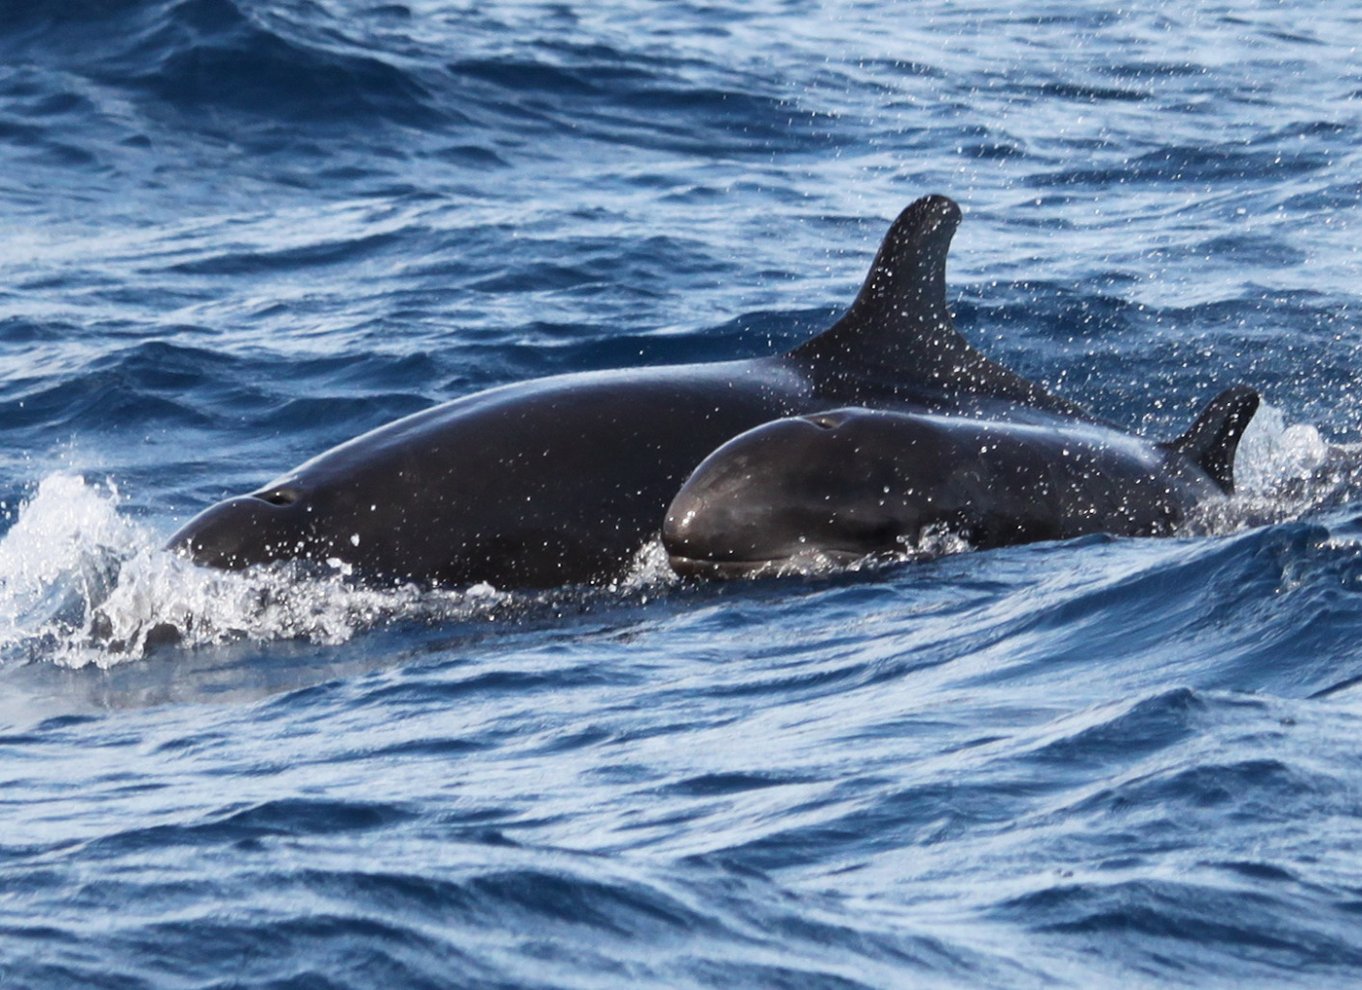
[
  {"left": 663, "top": 388, "right": 1259, "bottom": 578},
  {"left": 167, "top": 194, "right": 1088, "bottom": 588}
]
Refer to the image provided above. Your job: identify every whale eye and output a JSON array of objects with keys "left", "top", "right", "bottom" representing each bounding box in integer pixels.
[
  {"left": 811, "top": 415, "right": 838, "bottom": 430},
  {"left": 257, "top": 487, "right": 300, "bottom": 506}
]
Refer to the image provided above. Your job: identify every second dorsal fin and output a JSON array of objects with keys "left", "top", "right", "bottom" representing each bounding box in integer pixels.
[
  {"left": 793, "top": 195, "right": 1077, "bottom": 412},
  {"left": 1161, "top": 385, "right": 1260, "bottom": 494}
]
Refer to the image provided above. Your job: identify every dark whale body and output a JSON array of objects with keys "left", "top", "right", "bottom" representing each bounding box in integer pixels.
[
  {"left": 663, "top": 388, "right": 1259, "bottom": 578},
  {"left": 168, "top": 194, "right": 1086, "bottom": 588}
]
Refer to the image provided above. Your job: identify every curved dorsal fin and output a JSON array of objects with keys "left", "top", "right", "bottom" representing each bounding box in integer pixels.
[
  {"left": 794, "top": 194, "right": 962, "bottom": 370},
  {"left": 1161, "top": 385, "right": 1260, "bottom": 493},
  {"left": 793, "top": 195, "right": 1077, "bottom": 412}
]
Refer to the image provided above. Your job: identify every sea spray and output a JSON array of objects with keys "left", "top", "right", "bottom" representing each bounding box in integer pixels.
[{"left": 0, "top": 474, "right": 519, "bottom": 667}]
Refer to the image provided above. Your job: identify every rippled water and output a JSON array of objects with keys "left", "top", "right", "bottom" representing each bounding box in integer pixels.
[{"left": 3, "top": 1, "right": 1362, "bottom": 987}]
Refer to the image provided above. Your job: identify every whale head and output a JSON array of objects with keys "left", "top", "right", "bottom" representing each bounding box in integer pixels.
[
  {"left": 662, "top": 409, "right": 946, "bottom": 578},
  {"left": 167, "top": 484, "right": 318, "bottom": 571}
]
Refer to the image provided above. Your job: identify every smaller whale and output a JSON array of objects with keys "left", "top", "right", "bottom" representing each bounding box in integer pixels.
[{"left": 662, "top": 387, "right": 1259, "bottom": 578}]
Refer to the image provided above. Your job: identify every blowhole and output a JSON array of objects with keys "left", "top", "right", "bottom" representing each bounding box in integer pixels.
[{"left": 257, "top": 488, "right": 300, "bottom": 506}]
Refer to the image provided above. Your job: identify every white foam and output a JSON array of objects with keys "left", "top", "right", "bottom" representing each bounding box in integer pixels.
[
  {"left": 0, "top": 475, "right": 134, "bottom": 656},
  {"left": 1190, "top": 400, "right": 1362, "bottom": 534},
  {"left": 1235, "top": 401, "right": 1331, "bottom": 498},
  {"left": 897, "top": 523, "right": 974, "bottom": 561},
  {"left": 610, "top": 537, "right": 681, "bottom": 596},
  {"left": 0, "top": 474, "right": 515, "bottom": 669}
]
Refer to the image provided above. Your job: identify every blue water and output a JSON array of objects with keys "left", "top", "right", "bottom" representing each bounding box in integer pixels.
[{"left": 3, "top": 1, "right": 1362, "bottom": 986}]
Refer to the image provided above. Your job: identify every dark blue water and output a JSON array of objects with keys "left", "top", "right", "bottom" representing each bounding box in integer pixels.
[{"left": 3, "top": 1, "right": 1362, "bottom": 986}]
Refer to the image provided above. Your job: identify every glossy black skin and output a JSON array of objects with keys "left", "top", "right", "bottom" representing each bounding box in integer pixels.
[
  {"left": 171, "top": 361, "right": 813, "bottom": 586},
  {"left": 167, "top": 194, "right": 1086, "bottom": 588},
  {"left": 663, "top": 407, "right": 1227, "bottom": 578}
]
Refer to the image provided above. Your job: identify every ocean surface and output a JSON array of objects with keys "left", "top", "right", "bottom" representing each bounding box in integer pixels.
[{"left": 3, "top": 1, "right": 1362, "bottom": 986}]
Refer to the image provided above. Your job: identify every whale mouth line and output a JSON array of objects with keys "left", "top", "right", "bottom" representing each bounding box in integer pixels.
[
  {"left": 666, "top": 548, "right": 868, "bottom": 580},
  {"left": 666, "top": 553, "right": 781, "bottom": 579}
]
